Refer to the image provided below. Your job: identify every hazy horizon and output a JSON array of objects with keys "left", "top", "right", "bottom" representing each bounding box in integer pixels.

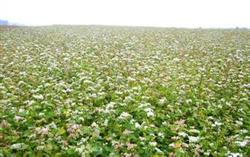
[{"left": 1, "top": 0, "right": 250, "bottom": 28}]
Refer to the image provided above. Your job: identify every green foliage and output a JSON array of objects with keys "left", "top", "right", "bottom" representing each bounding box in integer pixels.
[{"left": 0, "top": 26, "right": 249, "bottom": 156}]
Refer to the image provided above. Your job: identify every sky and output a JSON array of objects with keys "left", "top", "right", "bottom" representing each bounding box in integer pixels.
[{"left": 0, "top": 0, "right": 249, "bottom": 28}]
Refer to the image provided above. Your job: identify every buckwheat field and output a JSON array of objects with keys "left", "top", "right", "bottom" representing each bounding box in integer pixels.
[{"left": 0, "top": 26, "right": 249, "bottom": 156}]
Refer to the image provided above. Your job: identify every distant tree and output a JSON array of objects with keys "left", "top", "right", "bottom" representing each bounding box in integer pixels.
[{"left": 0, "top": 19, "right": 9, "bottom": 25}]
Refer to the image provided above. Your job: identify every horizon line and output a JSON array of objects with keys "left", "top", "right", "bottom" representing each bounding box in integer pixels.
[{"left": 1, "top": 24, "right": 250, "bottom": 29}]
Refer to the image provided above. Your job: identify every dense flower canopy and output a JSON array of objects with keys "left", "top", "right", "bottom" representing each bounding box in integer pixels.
[{"left": 0, "top": 26, "right": 249, "bottom": 156}]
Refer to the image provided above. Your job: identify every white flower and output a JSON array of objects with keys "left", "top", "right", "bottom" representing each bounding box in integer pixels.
[
  {"left": 25, "top": 100, "right": 35, "bottom": 106},
  {"left": 49, "top": 122, "right": 57, "bottom": 129},
  {"left": 139, "top": 137, "right": 145, "bottom": 142},
  {"left": 185, "top": 99, "right": 192, "bottom": 104},
  {"left": 36, "top": 145, "right": 45, "bottom": 151},
  {"left": 120, "top": 103, "right": 127, "bottom": 106},
  {"left": 14, "top": 115, "right": 23, "bottom": 121},
  {"left": 89, "top": 93, "right": 97, "bottom": 98},
  {"left": 236, "top": 120, "right": 243, "bottom": 126},
  {"left": 149, "top": 141, "right": 157, "bottom": 147},
  {"left": 227, "top": 152, "right": 242, "bottom": 157},
  {"left": 67, "top": 124, "right": 81, "bottom": 134},
  {"left": 83, "top": 80, "right": 92, "bottom": 84},
  {"left": 240, "top": 129, "right": 248, "bottom": 134},
  {"left": 188, "top": 136, "right": 199, "bottom": 143},
  {"left": 76, "top": 145, "right": 85, "bottom": 154},
  {"left": 130, "top": 119, "right": 136, "bottom": 124},
  {"left": 123, "top": 129, "right": 133, "bottom": 135},
  {"left": 127, "top": 76, "right": 136, "bottom": 82},
  {"left": 144, "top": 108, "right": 154, "bottom": 117},
  {"left": 173, "top": 58, "right": 181, "bottom": 62},
  {"left": 235, "top": 140, "right": 248, "bottom": 147},
  {"left": 33, "top": 94, "right": 44, "bottom": 100},
  {"left": 126, "top": 142, "right": 137, "bottom": 150},
  {"left": 135, "top": 122, "right": 141, "bottom": 128},
  {"left": 38, "top": 112, "right": 45, "bottom": 116},
  {"left": 104, "top": 119, "right": 109, "bottom": 126},
  {"left": 91, "top": 122, "right": 98, "bottom": 128},
  {"left": 139, "top": 102, "right": 151, "bottom": 108},
  {"left": 158, "top": 132, "right": 164, "bottom": 138},
  {"left": 106, "top": 102, "right": 115, "bottom": 109},
  {"left": 189, "top": 129, "right": 200, "bottom": 134},
  {"left": 178, "top": 132, "right": 188, "bottom": 137},
  {"left": 36, "top": 127, "right": 49, "bottom": 135},
  {"left": 19, "top": 108, "right": 25, "bottom": 113},
  {"left": 169, "top": 143, "right": 175, "bottom": 147},
  {"left": 212, "top": 121, "right": 223, "bottom": 127},
  {"left": 118, "top": 112, "right": 131, "bottom": 120},
  {"left": 10, "top": 143, "right": 28, "bottom": 150},
  {"left": 155, "top": 147, "right": 163, "bottom": 153},
  {"left": 159, "top": 98, "right": 166, "bottom": 105}
]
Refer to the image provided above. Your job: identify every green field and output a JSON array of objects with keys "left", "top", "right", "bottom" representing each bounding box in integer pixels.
[{"left": 0, "top": 26, "right": 249, "bottom": 156}]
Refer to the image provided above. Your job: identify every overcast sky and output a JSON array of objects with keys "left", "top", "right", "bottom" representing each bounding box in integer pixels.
[{"left": 0, "top": 0, "right": 249, "bottom": 28}]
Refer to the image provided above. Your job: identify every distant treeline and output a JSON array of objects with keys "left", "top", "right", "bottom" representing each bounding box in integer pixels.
[{"left": 0, "top": 19, "right": 9, "bottom": 25}]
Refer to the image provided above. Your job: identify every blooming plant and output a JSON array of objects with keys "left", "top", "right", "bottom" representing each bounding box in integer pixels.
[{"left": 0, "top": 26, "right": 249, "bottom": 156}]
